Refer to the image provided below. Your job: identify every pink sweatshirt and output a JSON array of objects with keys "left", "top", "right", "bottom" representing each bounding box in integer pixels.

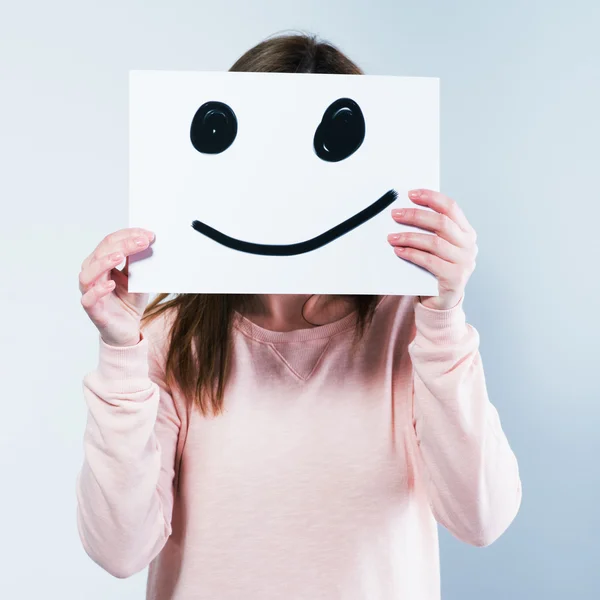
[{"left": 76, "top": 294, "right": 521, "bottom": 600}]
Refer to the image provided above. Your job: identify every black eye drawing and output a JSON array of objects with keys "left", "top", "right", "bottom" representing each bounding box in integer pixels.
[
  {"left": 190, "top": 101, "right": 238, "bottom": 154},
  {"left": 313, "top": 98, "right": 365, "bottom": 162}
]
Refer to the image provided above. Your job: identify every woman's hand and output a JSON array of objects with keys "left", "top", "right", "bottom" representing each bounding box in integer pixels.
[
  {"left": 79, "top": 228, "right": 155, "bottom": 346},
  {"left": 387, "top": 189, "right": 478, "bottom": 310}
]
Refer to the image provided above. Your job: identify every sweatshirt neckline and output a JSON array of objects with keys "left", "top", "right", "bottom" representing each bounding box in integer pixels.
[{"left": 233, "top": 296, "right": 388, "bottom": 343}]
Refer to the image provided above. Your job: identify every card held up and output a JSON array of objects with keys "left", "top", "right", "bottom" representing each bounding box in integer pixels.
[{"left": 128, "top": 70, "right": 439, "bottom": 295}]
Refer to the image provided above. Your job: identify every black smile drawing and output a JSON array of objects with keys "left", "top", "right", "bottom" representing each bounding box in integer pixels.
[{"left": 191, "top": 189, "right": 398, "bottom": 256}]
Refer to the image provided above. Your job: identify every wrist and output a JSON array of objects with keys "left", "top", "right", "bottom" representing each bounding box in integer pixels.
[{"left": 100, "top": 332, "right": 142, "bottom": 348}]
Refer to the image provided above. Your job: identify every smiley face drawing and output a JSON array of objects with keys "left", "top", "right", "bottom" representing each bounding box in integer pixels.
[{"left": 189, "top": 97, "right": 397, "bottom": 256}]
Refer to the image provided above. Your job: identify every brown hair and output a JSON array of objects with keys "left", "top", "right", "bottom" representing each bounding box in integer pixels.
[{"left": 141, "top": 32, "right": 377, "bottom": 416}]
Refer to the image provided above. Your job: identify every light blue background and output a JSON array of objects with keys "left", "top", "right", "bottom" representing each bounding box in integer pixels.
[{"left": 0, "top": 1, "right": 598, "bottom": 598}]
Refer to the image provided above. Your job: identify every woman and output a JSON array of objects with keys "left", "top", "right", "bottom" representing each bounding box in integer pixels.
[{"left": 77, "top": 33, "right": 521, "bottom": 600}]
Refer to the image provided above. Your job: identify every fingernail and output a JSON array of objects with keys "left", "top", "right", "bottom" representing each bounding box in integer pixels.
[
  {"left": 392, "top": 208, "right": 405, "bottom": 218},
  {"left": 409, "top": 189, "right": 422, "bottom": 198},
  {"left": 134, "top": 237, "right": 147, "bottom": 246},
  {"left": 387, "top": 233, "right": 401, "bottom": 243}
]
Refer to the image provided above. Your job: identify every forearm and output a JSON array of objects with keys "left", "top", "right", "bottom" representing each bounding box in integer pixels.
[
  {"left": 409, "top": 298, "right": 522, "bottom": 546},
  {"left": 76, "top": 336, "right": 173, "bottom": 578}
]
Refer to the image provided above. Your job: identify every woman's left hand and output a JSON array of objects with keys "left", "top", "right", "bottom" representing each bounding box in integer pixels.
[{"left": 387, "top": 189, "right": 478, "bottom": 311}]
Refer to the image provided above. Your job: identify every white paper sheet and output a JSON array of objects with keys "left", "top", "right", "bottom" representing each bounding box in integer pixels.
[{"left": 128, "top": 70, "right": 439, "bottom": 295}]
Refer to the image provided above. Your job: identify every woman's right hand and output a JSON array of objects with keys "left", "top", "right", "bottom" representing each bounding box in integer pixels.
[{"left": 79, "top": 228, "right": 156, "bottom": 347}]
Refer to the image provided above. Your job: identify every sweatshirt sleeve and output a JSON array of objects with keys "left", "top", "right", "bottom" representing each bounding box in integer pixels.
[
  {"left": 76, "top": 330, "right": 181, "bottom": 578},
  {"left": 407, "top": 295, "right": 522, "bottom": 547}
]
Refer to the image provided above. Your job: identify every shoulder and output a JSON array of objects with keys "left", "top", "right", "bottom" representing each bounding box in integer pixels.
[
  {"left": 365, "top": 295, "right": 418, "bottom": 347},
  {"left": 373, "top": 295, "right": 417, "bottom": 325},
  {"left": 140, "top": 301, "right": 178, "bottom": 365},
  {"left": 139, "top": 301, "right": 188, "bottom": 410}
]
